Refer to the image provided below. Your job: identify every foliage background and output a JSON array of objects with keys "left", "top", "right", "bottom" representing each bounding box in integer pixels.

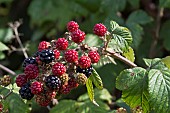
[{"left": 0, "top": 0, "right": 170, "bottom": 113}]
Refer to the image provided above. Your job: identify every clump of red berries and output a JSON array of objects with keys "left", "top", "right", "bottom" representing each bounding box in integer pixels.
[
  {"left": 93, "top": 23, "right": 107, "bottom": 36},
  {"left": 16, "top": 20, "right": 106, "bottom": 106}
]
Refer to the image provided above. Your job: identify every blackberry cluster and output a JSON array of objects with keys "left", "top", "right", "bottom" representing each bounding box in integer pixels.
[
  {"left": 39, "top": 49, "right": 55, "bottom": 63},
  {"left": 23, "top": 57, "right": 37, "bottom": 67},
  {"left": 19, "top": 83, "right": 34, "bottom": 100},
  {"left": 45, "top": 75, "right": 61, "bottom": 90},
  {"left": 76, "top": 66, "right": 93, "bottom": 78},
  {"left": 16, "top": 20, "right": 104, "bottom": 106}
]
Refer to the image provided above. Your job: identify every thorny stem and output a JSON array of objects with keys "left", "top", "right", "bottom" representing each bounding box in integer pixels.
[
  {"left": 149, "top": 8, "right": 164, "bottom": 58},
  {"left": 8, "top": 20, "right": 28, "bottom": 58},
  {"left": 105, "top": 49, "right": 137, "bottom": 68},
  {"left": 3, "top": 90, "right": 13, "bottom": 100},
  {"left": 0, "top": 64, "right": 16, "bottom": 76}
]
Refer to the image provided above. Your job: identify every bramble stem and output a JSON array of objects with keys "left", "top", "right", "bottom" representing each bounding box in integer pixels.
[
  {"left": 106, "top": 49, "right": 137, "bottom": 68},
  {"left": 0, "top": 64, "right": 16, "bottom": 76},
  {"left": 8, "top": 20, "right": 28, "bottom": 58}
]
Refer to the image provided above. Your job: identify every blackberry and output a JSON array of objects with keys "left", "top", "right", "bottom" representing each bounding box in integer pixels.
[
  {"left": 76, "top": 65, "right": 93, "bottom": 78},
  {"left": 23, "top": 57, "right": 37, "bottom": 67},
  {"left": 39, "top": 49, "right": 55, "bottom": 63},
  {"left": 45, "top": 75, "right": 61, "bottom": 90},
  {"left": 19, "top": 83, "right": 34, "bottom": 100}
]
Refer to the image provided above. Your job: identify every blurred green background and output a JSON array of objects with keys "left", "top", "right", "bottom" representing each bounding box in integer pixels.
[{"left": 0, "top": 0, "right": 170, "bottom": 113}]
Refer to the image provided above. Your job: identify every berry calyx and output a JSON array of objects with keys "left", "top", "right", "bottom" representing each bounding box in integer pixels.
[
  {"left": 38, "top": 41, "right": 51, "bottom": 52},
  {"left": 30, "top": 81, "right": 43, "bottom": 94},
  {"left": 67, "top": 21, "right": 79, "bottom": 32},
  {"left": 52, "top": 62, "right": 66, "bottom": 76},
  {"left": 88, "top": 51, "right": 100, "bottom": 63},
  {"left": 24, "top": 64, "right": 39, "bottom": 79},
  {"left": 55, "top": 38, "right": 68, "bottom": 50},
  {"left": 45, "top": 75, "right": 61, "bottom": 90},
  {"left": 53, "top": 49, "right": 60, "bottom": 59},
  {"left": 64, "top": 49, "right": 78, "bottom": 63},
  {"left": 39, "top": 49, "right": 55, "bottom": 63},
  {"left": 71, "top": 29, "right": 85, "bottom": 43},
  {"left": 78, "top": 56, "right": 91, "bottom": 68},
  {"left": 93, "top": 23, "right": 107, "bottom": 36},
  {"left": 19, "top": 83, "right": 34, "bottom": 100},
  {"left": 16, "top": 74, "right": 27, "bottom": 87}
]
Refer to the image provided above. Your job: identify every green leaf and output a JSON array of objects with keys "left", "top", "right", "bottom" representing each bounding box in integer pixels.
[
  {"left": 160, "top": 20, "right": 170, "bottom": 51},
  {"left": 110, "top": 26, "right": 132, "bottom": 52},
  {"left": 0, "top": 41, "right": 9, "bottom": 51},
  {"left": 0, "top": 51, "right": 5, "bottom": 60},
  {"left": 148, "top": 69, "right": 170, "bottom": 112},
  {"left": 110, "top": 20, "right": 119, "bottom": 31},
  {"left": 96, "top": 55, "right": 116, "bottom": 67},
  {"left": 126, "top": 23, "right": 143, "bottom": 49},
  {"left": 0, "top": 28, "right": 13, "bottom": 42},
  {"left": 90, "top": 69, "right": 103, "bottom": 90},
  {"left": 122, "top": 47, "right": 135, "bottom": 62},
  {"left": 85, "top": 34, "right": 102, "bottom": 47},
  {"left": 143, "top": 58, "right": 167, "bottom": 70},
  {"left": 86, "top": 78, "right": 98, "bottom": 106},
  {"left": 116, "top": 67, "right": 150, "bottom": 112},
  {"left": 127, "top": 0, "right": 140, "bottom": 9},
  {"left": 50, "top": 100, "right": 79, "bottom": 113},
  {"left": 116, "top": 67, "right": 146, "bottom": 90},
  {"left": 126, "top": 10, "right": 153, "bottom": 25},
  {"left": 159, "top": 0, "right": 170, "bottom": 8},
  {"left": 76, "top": 100, "right": 108, "bottom": 113},
  {"left": 78, "top": 88, "right": 112, "bottom": 104},
  {"left": 162, "top": 56, "right": 170, "bottom": 69}
]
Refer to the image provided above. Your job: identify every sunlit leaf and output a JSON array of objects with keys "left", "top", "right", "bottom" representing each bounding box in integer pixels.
[
  {"left": 0, "top": 42, "right": 9, "bottom": 51},
  {"left": 162, "top": 56, "right": 170, "bottom": 69},
  {"left": 122, "top": 47, "right": 135, "bottom": 62}
]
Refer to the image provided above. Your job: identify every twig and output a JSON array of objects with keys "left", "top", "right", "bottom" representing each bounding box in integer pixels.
[
  {"left": 0, "top": 64, "right": 16, "bottom": 76},
  {"left": 106, "top": 49, "right": 137, "bottom": 68},
  {"left": 3, "top": 90, "right": 13, "bottom": 100},
  {"left": 8, "top": 20, "right": 28, "bottom": 58},
  {"left": 149, "top": 8, "right": 164, "bottom": 58}
]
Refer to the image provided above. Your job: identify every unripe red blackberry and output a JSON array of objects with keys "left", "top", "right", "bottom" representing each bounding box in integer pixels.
[
  {"left": 39, "top": 49, "right": 55, "bottom": 63},
  {"left": 78, "top": 56, "right": 91, "bottom": 68},
  {"left": 35, "top": 94, "right": 51, "bottom": 106},
  {"left": 67, "top": 21, "right": 79, "bottom": 32},
  {"left": 30, "top": 81, "right": 43, "bottom": 94},
  {"left": 68, "top": 78, "right": 79, "bottom": 89},
  {"left": 71, "top": 29, "right": 85, "bottom": 43},
  {"left": 16, "top": 74, "right": 27, "bottom": 87},
  {"left": 64, "top": 49, "right": 78, "bottom": 63},
  {"left": 38, "top": 41, "right": 51, "bottom": 52},
  {"left": 59, "top": 73, "right": 69, "bottom": 85},
  {"left": 19, "top": 83, "right": 34, "bottom": 100},
  {"left": 45, "top": 90, "right": 56, "bottom": 100},
  {"left": 93, "top": 23, "right": 107, "bottom": 36},
  {"left": 55, "top": 38, "right": 68, "bottom": 50},
  {"left": 0, "top": 103, "right": 3, "bottom": 112},
  {"left": 24, "top": 64, "right": 39, "bottom": 79},
  {"left": 52, "top": 62, "right": 66, "bottom": 76},
  {"left": 23, "top": 57, "right": 37, "bottom": 68},
  {"left": 76, "top": 73, "right": 87, "bottom": 85},
  {"left": 60, "top": 84, "right": 71, "bottom": 94},
  {"left": 53, "top": 49, "right": 60, "bottom": 59},
  {"left": 88, "top": 51, "right": 100, "bottom": 63},
  {"left": 45, "top": 75, "right": 61, "bottom": 91}
]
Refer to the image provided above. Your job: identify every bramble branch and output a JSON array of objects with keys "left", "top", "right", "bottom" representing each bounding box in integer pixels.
[
  {"left": 8, "top": 20, "right": 28, "bottom": 58},
  {"left": 106, "top": 49, "right": 137, "bottom": 68},
  {"left": 0, "top": 64, "right": 16, "bottom": 76}
]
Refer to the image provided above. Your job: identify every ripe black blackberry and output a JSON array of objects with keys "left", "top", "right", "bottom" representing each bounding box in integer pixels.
[
  {"left": 76, "top": 65, "right": 93, "bottom": 78},
  {"left": 19, "top": 83, "right": 34, "bottom": 100},
  {"left": 23, "top": 57, "right": 37, "bottom": 67},
  {"left": 45, "top": 75, "right": 61, "bottom": 91},
  {"left": 39, "top": 49, "right": 55, "bottom": 63}
]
